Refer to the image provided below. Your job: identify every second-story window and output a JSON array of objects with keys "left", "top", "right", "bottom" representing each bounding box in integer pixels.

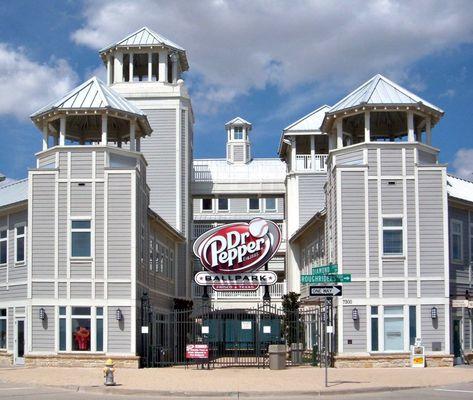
[
  {"left": 234, "top": 127, "right": 243, "bottom": 140},
  {"left": 15, "top": 226, "right": 26, "bottom": 264},
  {"left": 451, "top": 219, "right": 463, "bottom": 263},
  {"left": 249, "top": 198, "right": 260, "bottom": 211},
  {"left": 71, "top": 220, "right": 91, "bottom": 258},
  {"left": 218, "top": 198, "right": 229, "bottom": 211},
  {"left": 0, "top": 229, "right": 6, "bottom": 265},
  {"left": 382, "top": 217, "right": 403, "bottom": 255},
  {"left": 202, "top": 198, "right": 213, "bottom": 212},
  {"left": 265, "top": 198, "right": 276, "bottom": 212}
]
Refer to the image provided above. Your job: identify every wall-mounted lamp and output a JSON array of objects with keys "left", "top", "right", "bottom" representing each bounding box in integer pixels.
[
  {"left": 352, "top": 308, "right": 359, "bottom": 321},
  {"left": 431, "top": 307, "right": 438, "bottom": 319},
  {"left": 116, "top": 308, "right": 123, "bottom": 321},
  {"left": 39, "top": 307, "right": 46, "bottom": 320}
]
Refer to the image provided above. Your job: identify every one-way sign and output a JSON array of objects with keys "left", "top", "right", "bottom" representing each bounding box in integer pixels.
[{"left": 309, "top": 285, "right": 343, "bottom": 297}]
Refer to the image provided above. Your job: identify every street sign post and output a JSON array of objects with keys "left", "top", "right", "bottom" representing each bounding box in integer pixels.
[
  {"left": 309, "top": 285, "right": 342, "bottom": 297},
  {"left": 301, "top": 274, "right": 351, "bottom": 284},
  {"left": 312, "top": 264, "right": 338, "bottom": 275}
]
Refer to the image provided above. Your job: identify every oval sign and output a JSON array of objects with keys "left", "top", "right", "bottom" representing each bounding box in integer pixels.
[{"left": 193, "top": 218, "right": 281, "bottom": 274}]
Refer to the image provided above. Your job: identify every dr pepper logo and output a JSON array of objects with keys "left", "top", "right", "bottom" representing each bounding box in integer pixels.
[{"left": 193, "top": 218, "right": 281, "bottom": 274}]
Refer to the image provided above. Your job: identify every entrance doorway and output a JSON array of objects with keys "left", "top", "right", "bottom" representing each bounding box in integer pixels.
[
  {"left": 453, "top": 319, "right": 462, "bottom": 364},
  {"left": 14, "top": 318, "right": 25, "bottom": 365}
]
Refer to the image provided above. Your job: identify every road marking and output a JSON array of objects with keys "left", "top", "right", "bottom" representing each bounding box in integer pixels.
[{"left": 434, "top": 388, "right": 473, "bottom": 394}]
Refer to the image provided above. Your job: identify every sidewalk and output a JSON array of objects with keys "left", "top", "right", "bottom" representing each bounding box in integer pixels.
[{"left": 0, "top": 365, "right": 472, "bottom": 397}]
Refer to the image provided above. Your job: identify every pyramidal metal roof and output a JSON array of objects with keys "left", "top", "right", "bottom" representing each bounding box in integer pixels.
[
  {"left": 284, "top": 105, "right": 330, "bottom": 132},
  {"left": 329, "top": 74, "right": 444, "bottom": 115},
  {"left": 225, "top": 117, "right": 252, "bottom": 127},
  {"left": 0, "top": 178, "right": 28, "bottom": 209},
  {"left": 31, "top": 77, "right": 146, "bottom": 118}
]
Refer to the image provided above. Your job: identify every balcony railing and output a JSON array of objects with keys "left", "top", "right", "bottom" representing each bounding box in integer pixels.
[
  {"left": 192, "top": 281, "right": 287, "bottom": 300},
  {"left": 295, "top": 154, "right": 327, "bottom": 172}
]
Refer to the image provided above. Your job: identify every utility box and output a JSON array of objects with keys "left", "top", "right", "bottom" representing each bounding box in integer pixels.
[
  {"left": 410, "top": 338, "right": 425, "bottom": 368},
  {"left": 268, "top": 344, "right": 286, "bottom": 370}
]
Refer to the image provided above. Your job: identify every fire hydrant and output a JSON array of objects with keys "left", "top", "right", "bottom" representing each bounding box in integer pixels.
[{"left": 103, "top": 358, "right": 116, "bottom": 386}]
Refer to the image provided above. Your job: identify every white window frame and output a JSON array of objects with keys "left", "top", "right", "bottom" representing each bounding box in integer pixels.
[
  {"left": 201, "top": 198, "right": 213, "bottom": 212},
  {"left": 0, "top": 226, "right": 7, "bottom": 266},
  {"left": 217, "top": 198, "right": 229, "bottom": 212},
  {"left": 14, "top": 224, "right": 26, "bottom": 265},
  {"left": 264, "top": 198, "right": 277, "bottom": 212},
  {"left": 450, "top": 219, "right": 463, "bottom": 264},
  {"left": 70, "top": 218, "right": 92, "bottom": 259},
  {"left": 0, "top": 308, "right": 6, "bottom": 350},
  {"left": 248, "top": 198, "right": 261, "bottom": 212},
  {"left": 382, "top": 215, "right": 404, "bottom": 257},
  {"left": 233, "top": 126, "right": 243, "bottom": 140},
  {"left": 149, "top": 237, "right": 154, "bottom": 271},
  {"left": 468, "top": 222, "right": 473, "bottom": 263},
  {"left": 370, "top": 305, "right": 406, "bottom": 353}
]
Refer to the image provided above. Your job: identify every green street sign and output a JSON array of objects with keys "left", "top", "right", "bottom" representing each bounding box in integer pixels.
[
  {"left": 312, "top": 264, "right": 338, "bottom": 275},
  {"left": 301, "top": 274, "right": 352, "bottom": 284}
]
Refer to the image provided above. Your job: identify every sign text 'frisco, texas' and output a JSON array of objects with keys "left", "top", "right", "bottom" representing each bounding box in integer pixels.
[{"left": 193, "top": 219, "right": 281, "bottom": 291}]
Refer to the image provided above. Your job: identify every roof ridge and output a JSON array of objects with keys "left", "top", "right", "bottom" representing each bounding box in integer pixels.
[{"left": 284, "top": 104, "right": 331, "bottom": 131}]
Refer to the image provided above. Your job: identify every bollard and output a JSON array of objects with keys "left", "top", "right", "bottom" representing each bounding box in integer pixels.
[{"left": 103, "top": 358, "right": 116, "bottom": 386}]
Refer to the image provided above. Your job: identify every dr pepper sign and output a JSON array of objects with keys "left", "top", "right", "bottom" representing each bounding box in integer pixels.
[{"left": 193, "top": 218, "right": 281, "bottom": 291}]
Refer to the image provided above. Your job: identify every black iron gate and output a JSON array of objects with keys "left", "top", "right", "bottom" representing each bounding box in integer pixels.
[{"left": 140, "top": 301, "right": 335, "bottom": 368}]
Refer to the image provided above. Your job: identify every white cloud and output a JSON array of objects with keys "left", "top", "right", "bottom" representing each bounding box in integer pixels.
[
  {"left": 0, "top": 43, "right": 78, "bottom": 120},
  {"left": 451, "top": 148, "right": 473, "bottom": 180},
  {"left": 72, "top": 0, "right": 473, "bottom": 114}
]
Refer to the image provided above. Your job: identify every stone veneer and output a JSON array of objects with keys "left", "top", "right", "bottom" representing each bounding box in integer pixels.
[
  {"left": 0, "top": 351, "right": 13, "bottom": 366},
  {"left": 334, "top": 353, "right": 453, "bottom": 368},
  {"left": 25, "top": 354, "right": 139, "bottom": 368}
]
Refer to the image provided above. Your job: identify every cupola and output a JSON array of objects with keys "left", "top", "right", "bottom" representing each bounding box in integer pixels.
[{"left": 225, "top": 117, "right": 252, "bottom": 164}]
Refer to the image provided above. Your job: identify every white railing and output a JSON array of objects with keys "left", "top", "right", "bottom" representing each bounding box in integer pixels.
[
  {"left": 295, "top": 154, "right": 327, "bottom": 172},
  {"left": 192, "top": 281, "right": 287, "bottom": 300}
]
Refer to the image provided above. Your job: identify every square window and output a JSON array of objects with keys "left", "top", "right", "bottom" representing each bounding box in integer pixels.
[
  {"left": 265, "top": 198, "right": 276, "bottom": 211},
  {"left": 218, "top": 198, "right": 229, "bottom": 211},
  {"left": 202, "top": 198, "right": 213, "bottom": 211},
  {"left": 249, "top": 198, "right": 260, "bottom": 211}
]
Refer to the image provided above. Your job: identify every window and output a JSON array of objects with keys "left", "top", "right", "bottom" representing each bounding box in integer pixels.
[
  {"left": 71, "top": 220, "right": 91, "bottom": 258},
  {"left": 234, "top": 127, "right": 243, "bottom": 140},
  {"left": 169, "top": 250, "right": 174, "bottom": 280},
  {"left": 202, "top": 198, "right": 213, "bottom": 211},
  {"left": 384, "top": 306, "right": 404, "bottom": 351},
  {"left": 0, "top": 309, "right": 6, "bottom": 349},
  {"left": 383, "top": 218, "right": 403, "bottom": 255},
  {"left": 15, "top": 226, "right": 25, "bottom": 263},
  {"left": 71, "top": 307, "right": 91, "bottom": 351},
  {"left": 218, "top": 198, "right": 229, "bottom": 211},
  {"left": 249, "top": 198, "right": 260, "bottom": 211},
  {"left": 370, "top": 306, "right": 379, "bottom": 351},
  {"left": 409, "top": 305, "right": 417, "bottom": 346},
  {"left": 60, "top": 306, "right": 103, "bottom": 352},
  {"left": 265, "top": 198, "right": 277, "bottom": 212},
  {"left": 156, "top": 242, "right": 161, "bottom": 273},
  {"left": 96, "top": 307, "right": 104, "bottom": 352},
  {"left": 470, "top": 223, "right": 473, "bottom": 262},
  {"left": 59, "top": 306, "right": 66, "bottom": 351},
  {"left": 450, "top": 219, "right": 463, "bottom": 262},
  {"left": 0, "top": 228, "right": 6, "bottom": 265},
  {"left": 149, "top": 238, "right": 154, "bottom": 271}
]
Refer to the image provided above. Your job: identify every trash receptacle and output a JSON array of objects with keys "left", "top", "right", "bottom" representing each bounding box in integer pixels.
[
  {"left": 268, "top": 344, "right": 286, "bottom": 370},
  {"left": 291, "top": 343, "right": 303, "bottom": 364}
]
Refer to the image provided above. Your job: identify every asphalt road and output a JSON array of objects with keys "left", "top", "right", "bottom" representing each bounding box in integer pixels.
[{"left": 0, "top": 381, "right": 472, "bottom": 399}]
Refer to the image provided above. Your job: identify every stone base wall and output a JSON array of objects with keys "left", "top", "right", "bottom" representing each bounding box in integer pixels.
[
  {"left": 335, "top": 353, "right": 453, "bottom": 368},
  {"left": 0, "top": 351, "right": 13, "bottom": 367},
  {"left": 25, "top": 354, "right": 140, "bottom": 368}
]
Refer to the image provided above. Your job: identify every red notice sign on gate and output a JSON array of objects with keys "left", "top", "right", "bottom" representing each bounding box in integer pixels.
[{"left": 186, "top": 344, "right": 209, "bottom": 359}]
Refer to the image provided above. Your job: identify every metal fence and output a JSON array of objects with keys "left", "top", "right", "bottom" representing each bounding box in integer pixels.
[{"left": 140, "top": 301, "right": 335, "bottom": 368}]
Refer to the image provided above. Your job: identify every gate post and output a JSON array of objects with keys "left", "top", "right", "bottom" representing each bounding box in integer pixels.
[{"left": 262, "top": 263, "right": 271, "bottom": 309}]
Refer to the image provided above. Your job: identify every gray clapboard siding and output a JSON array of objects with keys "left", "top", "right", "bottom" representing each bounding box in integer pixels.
[
  {"left": 418, "top": 170, "right": 445, "bottom": 276},
  {"left": 95, "top": 151, "right": 105, "bottom": 178},
  {"left": 70, "top": 261, "right": 92, "bottom": 279},
  {"left": 58, "top": 182, "right": 67, "bottom": 279},
  {"left": 95, "top": 282, "right": 104, "bottom": 299},
  {"left": 233, "top": 145, "right": 244, "bottom": 162},
  {"left": 107, "top": 306, "right": 130, "bottom": 353},
  {"left": 31, "top": 306, "right": 55, "bottom": 352},
  {"left": 298, "top": 174, "right": 327, "bottom": 227},
  {"left": 140, "top": 109, "right": 177, "bottom": 227},
  {"left": 368, "top": 180, "right": 379, "bottom": 277},
  {"left": 95, "top": 182, "right": 104, "bottom": 279},
  {"left": 38, "top": 153, "right": 56, "bottom": 168},
  {"left": 421, "top": 281, "right": 444, "bottom": 297},
  {"left": 70, "top": 282, "right": 91, "bottom": 298},
  {"left": 70, "top": 152, "right": 92, "bottom": 179},
  {"left": 340, "top": 171, "right": 365, "bottom": 278},
  {"left": 368, "top": 149, "right": 378, "bottom": 176},
  {"left": 421, "top": 304, "right": 444, "bottom": 351},
  {"left": 405, "top": 149, "right": 415, "bottom": 175},
  {"left": 382, "top": 281, "right": 403, "bottom": 298},
  {"left": 370, "top": 282, "right": 379, "bottom": 297},
  {"left": 343, "top": 282, "right": 366, "bottom": 297},
  {"left": 58, "top": 282, "right": 67, "bottom": 298},
  {"left": 107, "top": 173, "right": 132, "bottom": 280},
  {"left": 448, "top": 206, "right": 470, "bottom": 266},
  {"left": 337, "top": 150, "right": 363, "bottom": 166},
  {"left": 107, "top": 282, "right": 130, "bottom": 298},
  {"left": 32, "top": 174, "right": 55, "bottom": 279},
  {"left": 70, "top": 183, "right": 92, "bottom": 215},
  {"left": 7, "top": 308, "right": 13, "bottom": 350},
  {"left": 32, "top": 282, "right": 55, "bottom": 297},
  {"left": 406, "top": 180, "right": 417, "bottom": 277},
  {"left": 343, "top": 306, "right": 366, "bottom": 352},
  {"left": 381, "top": 180, "right": 403, "bottom": 214},
  {"left": 408, "top": 281, "right": 417, "bottom": 297},
  {"left": 382, "top": 259, "right": 404, "bottom": 277},
  {"left": 380, "top": 148, "right": 402, "bottom": 176},
  {"left": 59, "top": 152, "right": 68, "bottom": 179}
]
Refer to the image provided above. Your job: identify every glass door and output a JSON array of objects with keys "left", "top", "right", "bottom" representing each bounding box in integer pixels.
[{"left": 14, "top": 318, "right": 25, "bottom": 365}]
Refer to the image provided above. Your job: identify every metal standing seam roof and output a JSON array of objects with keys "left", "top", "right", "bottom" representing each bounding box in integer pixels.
[
  {"left": 328, "top": 74, "right": 444, "bottom": 115},
  {"left": 99, "top": 26, "right": 188, "bottom": 71},
  {"left": 0, "top": 178, "right": 28, "bottom": 209},
  {"left": 283, "top": 105, "right": 330, "bottom": 133},
  {"left": 447, "top": 174, "right": 473, "bottom": 204}
]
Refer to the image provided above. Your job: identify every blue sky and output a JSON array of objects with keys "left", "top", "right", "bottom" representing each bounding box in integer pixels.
[{"left": 1, "top": 1, "right": 473, "bottom": 180}]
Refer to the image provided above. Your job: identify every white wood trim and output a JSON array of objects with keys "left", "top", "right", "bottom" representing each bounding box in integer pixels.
[
  {"left": 414, "top": 152, "right": 421, "bottom": 298},
  {"left": 402, "top": 148, "right": 408, "bottom": 297},
  {"left": 130, "top": 171, "right": 137, "bottom": 353},
  {"left": 364, "top": 168, "right": 370, "bottom": 298},
  {"left": 103, "top": 171, "right": 108, "bottom": 300},
  {"left": 377, "top": 148, "right": 383, "bottom": 298},
  {"left": 176, "top": 107, "right": 182, "bottom": 231},
  {"left": 336, "top": 167, "right": 343, "bottom": 353},
  {"left": 91, "top": 151, "right": 96, "bottom": 300},
  {"left": 27, "top": 172, "right": 33, "bottom": 299}
]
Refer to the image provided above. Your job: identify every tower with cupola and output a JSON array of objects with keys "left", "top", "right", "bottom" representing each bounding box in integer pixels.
[{"left": 225, "top": 117, "right": 252, "bottom": 164}]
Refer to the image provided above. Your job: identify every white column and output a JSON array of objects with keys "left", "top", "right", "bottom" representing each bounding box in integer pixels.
[
  {"left": 101, "top": 115, "right": 108, "bottom": 145},
  {"left": 107, "top": 56, "right": 112, "bottom": 85},
  {"left": 158, "top": 49, "right": 168, "bottom": 83},
  {"left": 407, "top": 111, "right": 415, "bottom": 142},
  {"left": 129, "top": 53, "right": 134, "bottom": 82},
  {"left": 171, "top": 53, "right": 178, "bottom": 84},
  {"left": 291, "top": 137, "right": 297, "bottom": 172},
  {"left": 114, "top": 52, "right": 123, "bottom": 83},
  {"left": 310, "top": 135, "right": 315, "bottom": 171},
  {"left": 148, "top": 52, "right": 152, "bottom": 82},
  {"left": 42, "top": 121, "right": 48, "bottom": 150},
  {"left": 336, "top": 119, "right": 343, "bottom": 148},
  {"left": 364, "top": 111, "right": 371, "bottom": 142},
  {"left": 136, "top": 137, "right": 141, "bottom": 152},
  {"left": 425, "top": 117, "right": 432, "bottom": 146},
  {"left": 129, "top": 120, "right": 136, "bottom": 151},
  {"left": 59, "top": 116, "right": 66, "bottom": 146}
]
